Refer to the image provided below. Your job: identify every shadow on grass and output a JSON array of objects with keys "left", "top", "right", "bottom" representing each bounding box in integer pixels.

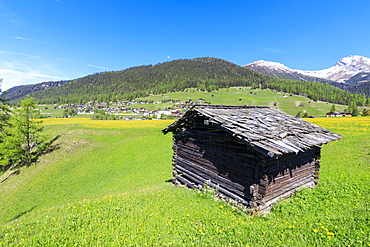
[
  {"left": 7, "top": 206, "right": 37, "bottom": 223},
  {"left": 0, "top": 170, "right": 20, "bottom": 185}
]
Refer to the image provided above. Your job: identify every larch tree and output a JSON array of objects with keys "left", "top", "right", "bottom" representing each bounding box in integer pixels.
[
  {"left": 0, "top": 80, "right": 12, "bottom": 169},
  {"left": 0, "top": 80, "right": 10, "bottom": 133},
  {"left": 0, "top": 96, "right": 56, "bottom": 170},
  {"left": 330, "top": 104, "right": 336, "bottom": 112}
]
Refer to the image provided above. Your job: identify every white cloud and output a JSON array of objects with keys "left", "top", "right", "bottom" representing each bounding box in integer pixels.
[
  {"left": 12, "top": 36, "right": 54, "bottom": 46},
  {"left": 87, "top": 64, "right": 112, "bottom": 70},
  {"left": 0, "top": 1, "right": 23, "bottom": 26},
  {"left": 0, "top": 69, "right": 63, "bottom": 91},
  {"left": 0, "top": 50, "right": 40, "bottom": 59},
  {"left": 13, "top": 36, "right": 30, "bottom": 40},
  {"left": 0, "top": 50, "right": 67, "bottom": 91}
]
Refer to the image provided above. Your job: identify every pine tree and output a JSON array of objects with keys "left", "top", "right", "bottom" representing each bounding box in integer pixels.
[
  {"left": 348, "top": 101, "right": 359, "bottom": 116},
  {"left": 330, "top": 104, "right": 336, "bottom": 112},
  {"left": 0, "top": 95, "right": 10, "bottom": 129},
  {"left": 352, "top": 105, "right": 359, "bottom": 116},
  {"left": 296, "top": 111, "right": 304, "bottom": 118},
  {"left": 0, "top": 80, "right": 12, "bottom": 168},
  {"left": 347, "top": 101, "right": 355, "bottom": 114},
  {"left": 0, "top": 96, "right": 51, "bottom": 169}
]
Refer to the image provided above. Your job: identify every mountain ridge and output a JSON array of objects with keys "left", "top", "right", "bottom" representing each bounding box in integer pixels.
[
  {"left": 298, "top": 55, "right": 370, "bottom": 82},
  {"left": 244, "top": 60, "right": 334, "bottom": 83},
  {"left": 244, "top": 55, "right": 370, "bottom": 96}
]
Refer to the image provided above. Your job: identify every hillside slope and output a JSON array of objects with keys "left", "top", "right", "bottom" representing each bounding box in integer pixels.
[{"left": 2, "top": 81, "right": 67, "bottom": 102}]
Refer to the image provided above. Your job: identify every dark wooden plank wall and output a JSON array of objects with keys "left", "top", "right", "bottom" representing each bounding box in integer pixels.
[
  {"left": 249, "top": 148, "right": 321, "bottom": 210},
  {"left": 172, "top": 129, "right": 259, "bottom": 205}
]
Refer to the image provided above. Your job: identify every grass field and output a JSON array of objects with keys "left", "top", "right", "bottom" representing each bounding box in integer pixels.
[
  {"left": 136, "top": 87, "right": 349, "bottom": 117},
  {"left": 36, "top": 87, "right": 353, "bottom": 118},
  {"left": 0, "top": 117, "right": 369, "bottom": 246}
]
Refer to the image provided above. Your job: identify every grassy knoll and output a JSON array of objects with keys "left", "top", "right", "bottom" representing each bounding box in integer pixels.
[
  {"left": 36, "top": 105, "right": 66, "bottom": 118},
  {"left": 0, "top": 117, "right": 369, "bottom": 246}
]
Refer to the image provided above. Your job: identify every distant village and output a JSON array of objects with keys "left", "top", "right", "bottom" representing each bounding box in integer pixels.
[
  {"left": 47, "top": 98, "right": 210, "bottom": 119},
  {"left": 40, "top": 97, "right": 365, "bottom": 119}
]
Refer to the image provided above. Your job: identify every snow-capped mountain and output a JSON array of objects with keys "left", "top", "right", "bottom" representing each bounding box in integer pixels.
[
  {"left": 244, "top": 55, "right": 370, "bottom": 84},
  {"left": 298, "top": 55, "right": 370, "bottom": 83},
  {"left": 245, "top": 60, "right": 295, "bottom": 74},
  {"left": 244, "top": 60, "right": 333, "bottom": 83}
]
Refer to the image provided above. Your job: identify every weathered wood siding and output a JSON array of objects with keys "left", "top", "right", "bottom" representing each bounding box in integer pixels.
[
  {"left": 255, "top": 147, "right": 321, "bottom": 209},
  {"left": 172, "top": 128, "right": 259, "bottom": 205}
]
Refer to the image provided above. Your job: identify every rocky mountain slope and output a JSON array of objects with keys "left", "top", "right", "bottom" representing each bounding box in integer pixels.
[
  {"left": 243, "top": 60, "right": 333, "bottom": 83},
  {"left": 244, "top": 55, "right": 370, "bottom": 96},
  {"left": 298, "top": 55, "right": 370, "bottom": 83}
]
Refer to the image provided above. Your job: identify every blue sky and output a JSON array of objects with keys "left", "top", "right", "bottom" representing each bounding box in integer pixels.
[{"left": 1, "top": 0, "right": 370, "bottom": 91}]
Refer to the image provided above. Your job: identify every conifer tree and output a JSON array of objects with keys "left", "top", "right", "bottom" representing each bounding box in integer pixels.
[
  {"left": 347, "top": 101, "right": 355, "bottom": 114},
  {"left": 0, "top": 81, "right": 10, "bottom": 130},
  {"left": 296, "top": 111, "right": 303, "bottom": 118},
  {"left": 330, "top": 104, "right": 336, "bottom": 112},
  {"left": 352, "top": 105, "right": 359, "bottom": 116},
  {"left": 0, "top": 80, "right": 12, "bottom": 168},
  {"left": 0, "top": 96, "right": 54, "bottom": 169},
  {"left": 347, "top": 101, "right": 359, "bottom": 116}
]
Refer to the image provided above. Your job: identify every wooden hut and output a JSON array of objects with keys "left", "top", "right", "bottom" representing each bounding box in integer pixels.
[{"left": 162, "top": 105, "right": 342, "bottom": 211}]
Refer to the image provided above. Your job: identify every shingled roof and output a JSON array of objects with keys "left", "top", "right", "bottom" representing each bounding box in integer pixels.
[{"left": 163, "top": 105, "right": 342, "bottom": 157}]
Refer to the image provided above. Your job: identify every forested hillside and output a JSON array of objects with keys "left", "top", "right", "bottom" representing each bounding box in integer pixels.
[
  {"left": 2, "top": 81, "right": 67, "bottom": 102},
  {"left": 345, "top": 81, "right": 370, "bottom": 97},
  {"left": 6, "top": 58, "right": 268, "bottom": 104},
  {"left": 3, "top": 57, "right": 368, "bottom": 106},
  {"left": 328, "top": 72, "right": 370, "bottom": 97}
]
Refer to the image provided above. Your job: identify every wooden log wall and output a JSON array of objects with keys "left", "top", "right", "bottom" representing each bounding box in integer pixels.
[
  {"left": 171, "top": 129, "right": 260, "bottom": 206},
  {"left": 250, "top": 148, "right": 321, "bottom": 210},
  {"left": 171, "top": 123, "right": 322, "bottom": 211}
]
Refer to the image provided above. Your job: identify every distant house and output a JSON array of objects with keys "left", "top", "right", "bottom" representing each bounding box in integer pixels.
[
  {"left": 326, "top": 111, "right": 347, "bottom": 117},
  {"left": 163, "top": 105, "right": 342, "bottom": 211}
]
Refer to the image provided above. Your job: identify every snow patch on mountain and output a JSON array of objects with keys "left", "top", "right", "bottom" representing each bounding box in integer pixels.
[
  {"left": 245, "top": 55, "right": 370, "bottom": 83},
  {"left": 297, "top": 55, "right": 370, "bottom": 82},
  {"left": 246, "top": 60, "right": 295, "bottom": 73}
]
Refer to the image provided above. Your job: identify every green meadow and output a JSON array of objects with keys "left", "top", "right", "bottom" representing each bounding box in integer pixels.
[
  {"left": 0, "top": 117, "right": 369, "bottom": 246},
  {"left": 137, "top": 87, "right": 349, "bottom": 116}
]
